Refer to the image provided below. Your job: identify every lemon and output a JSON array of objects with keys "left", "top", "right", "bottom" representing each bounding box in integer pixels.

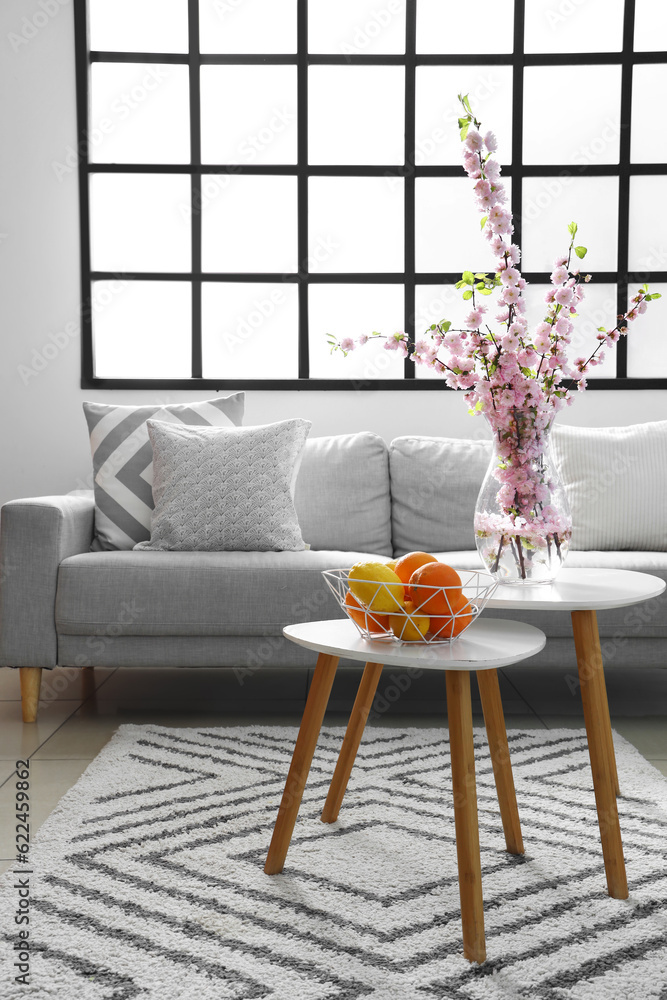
[
  {"left": 389, "top": 601, "right": 430, "bottom": 642},
  {"left": 348, "top": 562, "right": 404, "bottom": 612},
  {"left": 385, "top": 559, "right": 399, "bottom": 572}
]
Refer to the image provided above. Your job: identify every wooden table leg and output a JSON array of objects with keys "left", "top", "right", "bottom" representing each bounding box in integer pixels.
[
  {"left": 571, "top": 610, "right": 628, "bottom": 899},
  {"left": 264, "top": 653, "right": 339, "bottom": 875},
  {"left": 477, "top": 669, "right": 524, "bottom": 856},
  {"left": 446, "top": 670, "right": 486, "bottom": 964},
  {"left": 570, "top": 609, "right": 620, "bottom": 797},
  {"left": 321, "top": 661, "right": 384, "bottom": 824},
  {"left": 20, "top": 668, "right": 42, "bottom": 723}
]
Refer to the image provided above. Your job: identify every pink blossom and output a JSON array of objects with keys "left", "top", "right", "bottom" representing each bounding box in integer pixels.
[
  {"left": 462, "top": 153, "right": 482, "bottom": 178},
  {"left": 484, "top": 130, "right": 498, "bottom": 152},
  {"left": 501, "top": 286, "right": 520, "bottom": 304},
  {"left": 357, "top": 334, "right": 369, "bottom": 346},
  {"left": 554, "top": 286, "right": 574, "bottom": 307},
  {"left": 500, "top": 267, "right": 521, "bottom": 286},
  {"left": 340, "top": 337, "right": 354, "bottom": 352},
  {"left": 465, "top": 309, "right": 484, "bottom": 329},
  {"left": 485, "top": 155, "right": 500, "bottom": 175},
  {"left": 550, "top": 265, "right": 569, "bottom": 285},
  {"left": 464, "top": 131, "right": 484, "bottom": 152},
  {"left": 384, "top": 338, "right": 398, "bottom": 351},
  {"left": 518, "top": 348, "right": 538, "bottom": 368}
]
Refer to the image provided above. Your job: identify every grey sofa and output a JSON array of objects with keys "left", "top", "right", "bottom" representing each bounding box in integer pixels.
[{"left": 2, "top": 431, "right": 666, "bottom": 722}]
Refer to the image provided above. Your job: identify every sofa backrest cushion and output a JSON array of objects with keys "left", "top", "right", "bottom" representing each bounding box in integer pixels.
[
  {"left": 389, "top": 436, "right": 491, "bottom": 556},
  {"left": 552, "top": 419, "right": 667, "bottom": 550},
  {"left": 294, "top": 432, "right": 392, "bottom": 556}
]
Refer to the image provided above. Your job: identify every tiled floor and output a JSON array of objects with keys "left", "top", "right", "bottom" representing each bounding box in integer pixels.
[{"left": 0, "top": 662, "right": 665, "bottom": 876}]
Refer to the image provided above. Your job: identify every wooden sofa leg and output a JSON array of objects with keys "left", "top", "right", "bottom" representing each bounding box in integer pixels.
[{"left": 20, "top": 668, "right": 42, "bottom": 723}]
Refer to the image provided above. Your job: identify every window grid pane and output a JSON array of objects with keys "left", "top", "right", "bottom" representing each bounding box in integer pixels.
[{"left": 78, "top": 0, "right": 667, "bottom": 386}]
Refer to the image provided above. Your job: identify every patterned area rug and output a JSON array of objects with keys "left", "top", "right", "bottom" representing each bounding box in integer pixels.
[{"left": 1, "top": 725, "right": 666, "bottom": 999}]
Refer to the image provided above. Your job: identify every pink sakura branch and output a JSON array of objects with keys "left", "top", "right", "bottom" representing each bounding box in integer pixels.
[{"left": 330, "top": 94, "right": 660, "bottom": 422}]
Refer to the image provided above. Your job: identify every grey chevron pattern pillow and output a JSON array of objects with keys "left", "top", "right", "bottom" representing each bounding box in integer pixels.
[
  {"left": 83, "top": 395, "right": 245, "bottom": 551},
  {"left": 135, "top": 417, "right": 312, "bottom": 552}
]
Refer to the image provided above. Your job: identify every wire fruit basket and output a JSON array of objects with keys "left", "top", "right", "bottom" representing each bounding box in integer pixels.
[{"left": 322, "top": 568, "right": 498, "bottom": 645}]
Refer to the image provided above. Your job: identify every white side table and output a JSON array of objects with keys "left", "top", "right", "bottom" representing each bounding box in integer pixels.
[
  {"left": 484, "top": 567, "right": 666, "bottom": 901},
  {"left": 264, "top": 617, "right": 546, "bottom": 965}
]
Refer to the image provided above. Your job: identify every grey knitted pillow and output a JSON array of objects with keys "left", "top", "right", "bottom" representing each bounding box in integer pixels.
[{"left": 135, "top": 418, "right": 312, "bottom": 552}]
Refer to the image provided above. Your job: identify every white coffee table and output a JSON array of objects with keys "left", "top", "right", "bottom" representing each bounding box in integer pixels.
[
  {"left": 484, "top": 567, "right": 666, "bottom": 901},
  {"left": 264, "top": 617, "right": 546, "bottom": 965}
]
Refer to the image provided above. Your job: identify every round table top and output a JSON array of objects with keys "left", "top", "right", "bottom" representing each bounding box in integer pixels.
[
  {"left": 283, "top": 618, "right": 546, "bottom": 672},
  {"left": 481, "top": 568, "right": 665, "bottom": 612}
]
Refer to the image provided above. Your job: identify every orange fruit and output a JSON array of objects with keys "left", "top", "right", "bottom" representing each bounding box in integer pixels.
[
  {"left": 409, "top": 562, "right": 462, "bottom": 616},
  {"left": 344, "top": 591, "right": 389, "bottom": 632},
  {"left": 394, "top": 551, "right": 438, "bottom": 586},
  {"left": 429, "top": 596, "right": 474, "bottom": 640},
  {"left": 388, "top": 600, "right": 429, "bottom": 642}
]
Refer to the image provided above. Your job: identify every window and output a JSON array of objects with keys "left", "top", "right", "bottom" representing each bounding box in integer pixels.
[{"left": 76, "top": 0, "right": 667, "bottom": 388}]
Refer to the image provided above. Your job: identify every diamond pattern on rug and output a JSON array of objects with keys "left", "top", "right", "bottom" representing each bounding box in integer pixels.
[{"left": 1, "top": 725, "right": 666, "bottom": 1000}]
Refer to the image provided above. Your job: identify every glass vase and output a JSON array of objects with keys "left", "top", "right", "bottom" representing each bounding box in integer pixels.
[{"left": 474, "top": 409, "right": 572, "bottom": 584}]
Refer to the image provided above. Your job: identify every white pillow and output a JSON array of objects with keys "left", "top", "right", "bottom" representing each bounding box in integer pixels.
[
  {"left": 552, "top": 420, "right": 667, "bottom": 550},
  {"left": 135, "top": 417, "right": 312, "bottom": 552}
]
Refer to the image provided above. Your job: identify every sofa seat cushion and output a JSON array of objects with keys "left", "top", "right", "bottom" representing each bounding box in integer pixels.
[
  {"left": 434, "top": 550, "right": 667, "bottom": 639},
  {"left": 55, "top": 550, "right": 387, "bottom": 637}
]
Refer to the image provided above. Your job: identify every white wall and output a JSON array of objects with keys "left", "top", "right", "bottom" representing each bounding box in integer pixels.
[{"left": 1, "top": 0, "right": 665, "bottom": 506}]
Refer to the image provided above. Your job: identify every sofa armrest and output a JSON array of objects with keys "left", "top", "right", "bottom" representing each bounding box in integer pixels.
[{"left": 0, "top": 495, "right": 95, "bottom": 667}]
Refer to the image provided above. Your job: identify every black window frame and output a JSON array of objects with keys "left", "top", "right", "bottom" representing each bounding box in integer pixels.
[{"left": 75, "top": 0, "right": 667, "bottom": 390}]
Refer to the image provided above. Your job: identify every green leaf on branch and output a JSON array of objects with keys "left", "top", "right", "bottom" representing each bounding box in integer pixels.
[
  {"left": 568, "top": 221, "right": 578, "bottom": 237},
  {"left": 460, "top": 124, "right": 469, "bottom": 141},
  {"left": 462, "top": 270, "right": 475, "bottom": 284},
  {"left": 462, "top": 289, "right": 473, "bottom": 300},
  {"left": 458, "top": 117, "right": 468, "bottom": 129},
  {"left": 474, "top": 273, "right": 487, "bottom": 279},
  {"left": 476, "top": 282, "right": 486, "bottom": 291},
  {"left": 441, "top": 320, "right": 452, "bottom": 332},
  {"left": 597, "top": 326, "right": 606, "bottom": 332},
  {"left": 478, "top": 287, "right": 493, "bottom": 295},
  {"left": 480, "top": 215, "right": 488, "bottom": 230},
  {"left": 455, "top": 279, "right": 465, "bottom": 289},
  {"left": 574, "top": 246, "right": 587, "bottom": 259},
  {"left": 651, "top": 292, "right": 662, "bottom": 299},
  {"left": 461, "top": 93, "right": 472, "bottom": 114}
]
